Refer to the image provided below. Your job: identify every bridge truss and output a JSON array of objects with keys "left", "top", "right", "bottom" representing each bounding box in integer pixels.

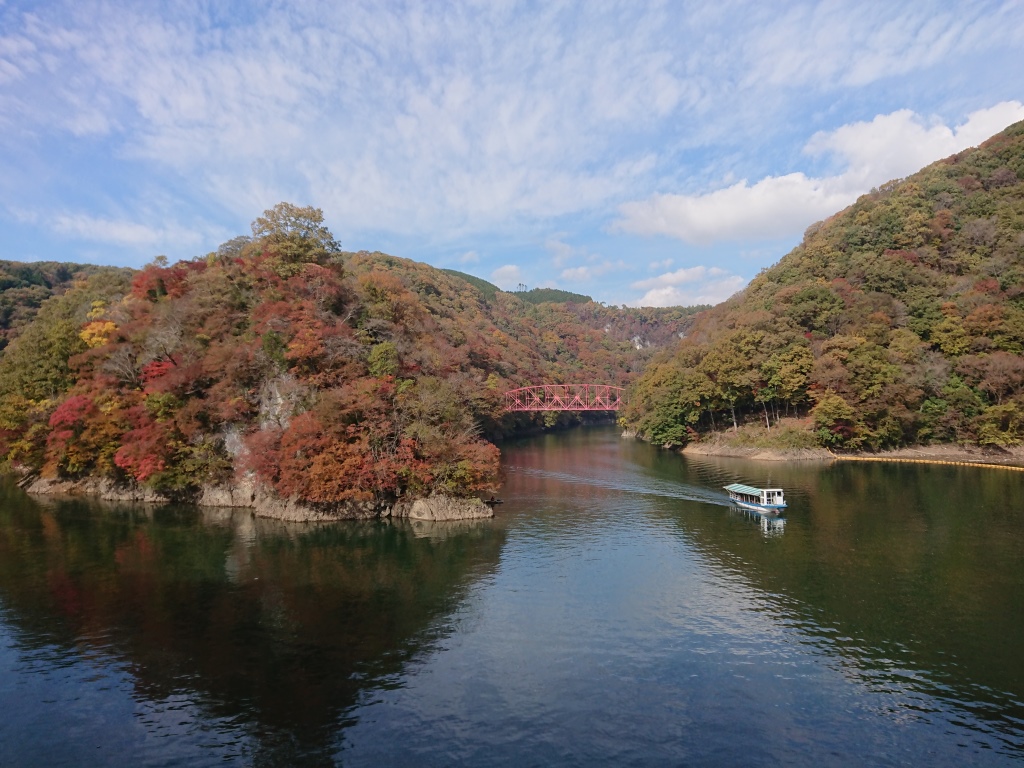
[{"left": 503, "top": 384, "right": 625, "bottom": 412}]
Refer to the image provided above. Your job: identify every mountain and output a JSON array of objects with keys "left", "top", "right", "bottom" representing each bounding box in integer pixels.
[
  {"left": 0, "top": 204, "right": 700, "bottom": 506},
  {"left": 622, "top": 120, "right": 1024, "bottom": 451},
  {"left": 514, "top": 287, "right": 593, "bottom": 304}
]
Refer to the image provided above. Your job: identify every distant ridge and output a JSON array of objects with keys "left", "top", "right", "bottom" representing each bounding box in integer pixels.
[
  {"left": 441, "top": 269, "right": 501, "bottom": 301},
  {"left": 441, "top": 270, "right": 594, "bottom": 306},
  {"left": 0, "top": 260, "right": 131, "bottom": 352},
  {"left": 513, "top": 287, "right": 593, "bottom": 305}
]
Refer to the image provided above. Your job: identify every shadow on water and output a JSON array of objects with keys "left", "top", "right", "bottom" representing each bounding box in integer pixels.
[
  {"left": 502, "top": 427, "right": 1024, "bottom": 756},
  {"left": 0, "top": 481, "right": 505, "bottom": 766}
]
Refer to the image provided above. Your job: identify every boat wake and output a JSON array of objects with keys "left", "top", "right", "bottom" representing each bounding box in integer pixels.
[{"left": 505, "top": 465, "right": 731, "bottom": 508}]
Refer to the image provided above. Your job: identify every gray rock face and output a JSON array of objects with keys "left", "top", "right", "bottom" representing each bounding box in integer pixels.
[
  {"left": 197, "top": 477, "right": 383, "bottom": 521},
  {"left": 249, "top": 491, "right": 382, "bottom": 522},
  {"left": 26, "top": 475, "right": 493, "bottom": 522},
  {"left": 392, "top": 496, "right": 493, "bottom": 521},
  {"left": 198, "top": 477, "right": 258, "bottom": 508},
  {"left": 26, "top": 477, "right": 167, "bottom": 503}
]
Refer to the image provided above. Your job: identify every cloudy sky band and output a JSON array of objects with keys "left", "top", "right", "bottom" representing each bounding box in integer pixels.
[{"left": 2, "top": 0, "right": 1023, "bottom": 306}]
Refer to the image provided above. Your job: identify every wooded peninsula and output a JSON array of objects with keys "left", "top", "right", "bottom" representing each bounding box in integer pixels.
[
  {"left": 1, "top": 119, "right": 1022, "bottom": 518},
  {"left": 0, "top": 205, "right": 700, "bottom": 518}
]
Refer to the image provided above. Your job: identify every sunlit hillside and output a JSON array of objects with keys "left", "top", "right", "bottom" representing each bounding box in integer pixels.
[
  {"left": 622, "top": 120, "right": 1024, "bottom": 451},
  {"left": 0, "top": 206, "right": 700, "bottom": 505}
]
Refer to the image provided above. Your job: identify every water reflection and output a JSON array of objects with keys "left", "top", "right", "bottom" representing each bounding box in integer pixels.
[
  {"left": 725, "top": 504, "right": 787, "bottom": 536},
  {"left": 494, "top": 429, "right": 1024, "bottom": 757},
  {"left": 575, "top": 434, "right": 1024, "bottom": 754},
  {"left": 3, "top": 427, "right": 1024, "bottom": 765},
  {"left": 0, "top": 484, "right": 504, "bottom": 765}
]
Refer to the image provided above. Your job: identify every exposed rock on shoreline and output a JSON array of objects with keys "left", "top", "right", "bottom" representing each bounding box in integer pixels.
[
  {"left": 392, "top": 496, "right": 492, "bottom": 521},
  {"left": 22, "top": 476, "right": 493, "bottom": 522},
  {"left": 25, "top": 476, "right": 172, "bottom": 503}
]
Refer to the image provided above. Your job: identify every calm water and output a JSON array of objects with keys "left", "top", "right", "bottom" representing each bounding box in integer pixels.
[{"left": 1, "top": 427, "right": 1023, "bottom": 766}]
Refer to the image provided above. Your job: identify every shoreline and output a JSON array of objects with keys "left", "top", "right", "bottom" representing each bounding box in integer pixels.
[
  {"left": 19, "top": 476, "right": 494, "bottom": 522},
  {"left": 680, "top": 439, "right": 1024, "bottom": 470}
]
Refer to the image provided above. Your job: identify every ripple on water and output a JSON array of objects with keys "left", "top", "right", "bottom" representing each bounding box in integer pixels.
[{"left": 2, "top": 428, "right": 1024, "bottom": 765}]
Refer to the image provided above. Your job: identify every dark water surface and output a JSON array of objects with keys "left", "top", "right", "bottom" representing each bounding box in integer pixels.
[{"left": 2, "top": 426, "right": 1023, "bottom": 766}]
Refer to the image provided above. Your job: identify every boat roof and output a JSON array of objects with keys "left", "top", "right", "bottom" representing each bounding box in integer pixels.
[{"left": 724, "top": 483, "right": 783, "bottom": 495}]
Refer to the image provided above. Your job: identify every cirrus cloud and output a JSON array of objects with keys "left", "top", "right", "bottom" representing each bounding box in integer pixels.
[
  {"left": 0, "top": 1, "right": 1022, "bottom": 309},
  {"left": 52, "top": 212, "right": 205, "bottom": 248}
]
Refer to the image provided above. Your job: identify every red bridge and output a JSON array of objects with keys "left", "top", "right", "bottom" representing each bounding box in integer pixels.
[{"left": 503, "top": 384, "right": 625, "bottom": 412}]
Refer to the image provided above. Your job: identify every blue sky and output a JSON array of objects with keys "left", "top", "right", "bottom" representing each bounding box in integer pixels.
[{"left": 2, "top": 1, "right": 1023, "bottom": 307}]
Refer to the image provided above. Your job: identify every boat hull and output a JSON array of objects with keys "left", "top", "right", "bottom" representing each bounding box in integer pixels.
[{"left": 729, "top": 499, "right": 786, "bottom": 515}]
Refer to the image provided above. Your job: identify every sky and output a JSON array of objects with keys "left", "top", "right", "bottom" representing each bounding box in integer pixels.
[{"left": 2, "top": 1, "right": 1023, "bottom": 308}]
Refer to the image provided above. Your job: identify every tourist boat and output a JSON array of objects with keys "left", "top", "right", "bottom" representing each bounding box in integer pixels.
[{"left": 723, "top": 483, "right": 786, "bottom": 514}]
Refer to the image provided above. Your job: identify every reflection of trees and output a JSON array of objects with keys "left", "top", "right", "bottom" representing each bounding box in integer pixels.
[
  {"left": 0, "top": 483, "right": 505, "bottom": 763},
  {"left": 666, "top": 454, "right": 1024, "bottom": 745}
]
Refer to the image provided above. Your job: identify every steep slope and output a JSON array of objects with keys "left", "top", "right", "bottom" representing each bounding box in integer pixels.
[
  {"left": 0, "top": 204, "right": 699, "bottom": 506},
  {"left": 623, "top": 120, "right": 1024, "bottom": 450}
]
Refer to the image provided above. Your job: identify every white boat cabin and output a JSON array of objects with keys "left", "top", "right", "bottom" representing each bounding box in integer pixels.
[{"left": 723, "top": 483, "right": 786, "bottom": 510}]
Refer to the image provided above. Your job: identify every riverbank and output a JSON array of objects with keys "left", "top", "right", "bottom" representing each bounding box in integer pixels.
[
  {"left": 679, "top": 432, "right": 1024, "bottom": 469},
  {"left": 20, "top": 475, "right": 493, "bottom": 522},
  {"left": 831, "top": 443, "right": 1024, "bottom": 470},
  {"left": 682, "top": 440, "right": 832, "bottom": 462}
]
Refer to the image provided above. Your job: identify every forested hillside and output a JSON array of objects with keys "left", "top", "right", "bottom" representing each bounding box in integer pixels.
[
  {"left": 0, "top": 205, "right": 698, "bottom": 505},
  {"left": 623, "top": 120, "right": 1024, "bottom": 450},
  {"left": 0, "top": 260, "right": 130, "bottom": 352}
]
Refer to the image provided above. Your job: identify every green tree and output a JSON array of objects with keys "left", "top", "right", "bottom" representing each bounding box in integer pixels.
[
  {"left": 0, "top": 270, "right": 131, "bottom": 402},
  {"left": 811, "top": 391, "right": 858, "bottom": 447},
  {"left": 367, "top": 342, "right": 399, "bottom": 377},
  {"left": 251, "top": 203, "right": 341, "bottom": 266},
  {"left": 699, "top": 330, "right": 764, "bottom": 431}
]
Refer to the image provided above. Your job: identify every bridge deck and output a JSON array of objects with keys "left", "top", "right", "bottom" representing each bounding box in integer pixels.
[{"left": 503, "top": 384, "right": 624, "bottom": 412}]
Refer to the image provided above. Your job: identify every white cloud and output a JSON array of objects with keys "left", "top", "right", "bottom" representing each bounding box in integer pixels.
[
  {"left": 561, "top": 266, "right": 592, "bottom": 281},
  {"left": 545, "top": 237, "right": 578, "bottom": 268},
  {"left": 631, "top": 265, "right": 725, "bottom": 291},
  {"left": 614, "top": 101, "right": 1024, "bottom": 245},
  {"left": 739, "top": 3, "right": 1024, "bottom": 90},
  {"left": 4, "top": 3, "right": 694, "bottom": 238},
  {"left": 615, "top": 173, "right": 853, "bottom": 244},
  {"left": 648, "top": 258, "right": 674, "bottom": 271},
  {"left": 560, "top": 259, "right": 623, "bottom": 283},
  {"left": 630, "top": 269, "right": 746, "bottom": 308},
  {"left": 545, "top": 236, "right": 625, "bottom": 282},
  {"left": 458, "top": 250, "right": 479, "bottom": 264},
  {"left": 490, "top": 264, "right": 522, "bottom": 290},
  {"left": 2, "top": 1, "right": 1024, "bottom": 285},
  {"left": 52, "top": 212, "right": 203, "bottom": 248},
  {"left": 804, "top": 102, "right": 1024, "bottom": 184}
]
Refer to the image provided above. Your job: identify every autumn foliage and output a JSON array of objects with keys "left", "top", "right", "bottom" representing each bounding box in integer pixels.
[
  {"left": 0, "top": 203, "right": 695, "bottom": 505},
  {"left": 623, "top": 119, "right": 1024, "bottom": 450}
]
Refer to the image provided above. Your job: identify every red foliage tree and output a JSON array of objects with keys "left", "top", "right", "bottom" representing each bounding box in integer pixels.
[{"left": 113, "top": 406, "right": 173, "bottom": 482}]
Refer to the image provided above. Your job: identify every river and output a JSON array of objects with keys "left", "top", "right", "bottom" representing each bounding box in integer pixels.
[{"left": 1, "top": 426, "right": 1022, "bottom": 766}]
